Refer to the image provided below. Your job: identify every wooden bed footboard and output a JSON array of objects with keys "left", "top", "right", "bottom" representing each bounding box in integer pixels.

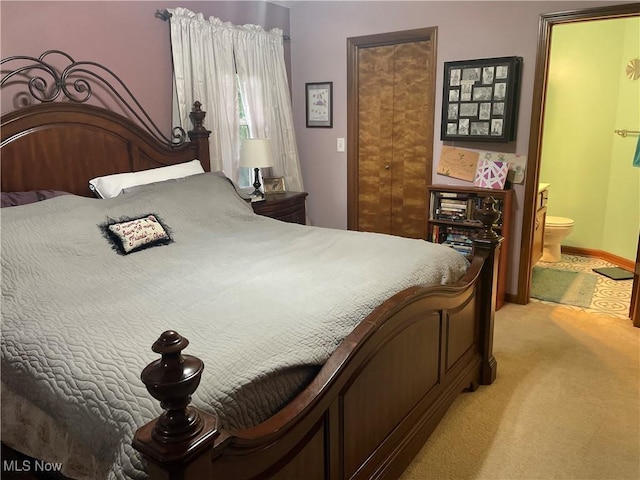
[{"left": 134, "top": 208, "right": 502, "bottom": 480}]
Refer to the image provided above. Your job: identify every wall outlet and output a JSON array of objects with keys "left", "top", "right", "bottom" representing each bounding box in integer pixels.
[{"left": 337, "top": 138, "right": 345, "bottom": 152}]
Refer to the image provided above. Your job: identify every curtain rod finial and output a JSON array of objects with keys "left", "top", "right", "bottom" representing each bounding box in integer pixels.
[{"left": 155, "top": 9, "right": 171, "bottom": 22}]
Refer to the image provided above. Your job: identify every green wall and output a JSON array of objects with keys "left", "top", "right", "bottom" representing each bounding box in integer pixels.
[{"left": 540, "top": 17, "right": 639, "bottom": 262}]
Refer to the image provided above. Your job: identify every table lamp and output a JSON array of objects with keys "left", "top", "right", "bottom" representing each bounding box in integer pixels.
[{"left": 240, "top": 138, "right": 274, "bottom": 198}]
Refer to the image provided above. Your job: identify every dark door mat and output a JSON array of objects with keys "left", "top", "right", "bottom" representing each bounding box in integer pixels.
[{"left": 592, "top": 267, "right": 634, "bottom": 280}]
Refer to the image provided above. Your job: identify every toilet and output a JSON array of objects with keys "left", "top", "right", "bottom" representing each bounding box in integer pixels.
[{"left": 541, "top": 216, "right": 575, "bottom": 262}]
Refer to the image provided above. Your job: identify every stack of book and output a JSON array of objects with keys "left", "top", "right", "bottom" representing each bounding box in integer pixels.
[
  {"left": 442, "top": 227, "right": 474, "bottom": 257},
  {"left": 434, "top": 195, "right": 468, "bottom": 221},
  {"left": 432, "top": 192, "right": 504, "bottom": 227}
]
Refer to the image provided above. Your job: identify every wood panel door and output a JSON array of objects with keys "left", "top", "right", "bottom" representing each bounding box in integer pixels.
[{"left": 347, "top": 28, "right": 437, "bottom": 240}]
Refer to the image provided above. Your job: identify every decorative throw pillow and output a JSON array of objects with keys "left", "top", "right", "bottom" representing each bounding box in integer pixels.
[
  {"left": 99, "top": 214, "right": 172, "bottom": 255},
  {"left": 89, "top": 159, "right": 205, "bottom": 199}
]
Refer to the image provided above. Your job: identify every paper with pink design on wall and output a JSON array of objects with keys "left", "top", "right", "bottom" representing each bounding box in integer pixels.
[
  {"left": 473, "top": 159, "right": 510, "bottom": 189},
  {"left": 477, "top": 151, "right": 527, "bottom": 184}
]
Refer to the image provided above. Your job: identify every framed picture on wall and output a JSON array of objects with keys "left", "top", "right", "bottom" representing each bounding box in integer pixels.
[
  {"left": 440, "top": 56, "right": 522, "bottom": 143},
  {"left": 306, "top": 82, "right": 333, "bottom": 128}
]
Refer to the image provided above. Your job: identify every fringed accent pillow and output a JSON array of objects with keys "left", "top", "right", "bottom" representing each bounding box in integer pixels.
[{"left": 99, "top": 214, "right": 172, "bottom": 255}]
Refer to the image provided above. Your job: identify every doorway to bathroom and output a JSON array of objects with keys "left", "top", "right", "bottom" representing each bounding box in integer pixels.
[{"left": 521, "top": 3, "right": 639, "bottom": 324}]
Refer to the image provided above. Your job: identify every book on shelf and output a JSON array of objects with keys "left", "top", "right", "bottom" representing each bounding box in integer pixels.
[
  {"left": 431, "top": 191, "right": 504, "bottom": 227},
  {"left": 443, "top": 242, "right": 473, "bottom": 256},
  {"left": 439, "top": 199, "right": 467, "bottom": 208},
  {"left": 430, "top": 224, "right": 475, "bottom": 250}
]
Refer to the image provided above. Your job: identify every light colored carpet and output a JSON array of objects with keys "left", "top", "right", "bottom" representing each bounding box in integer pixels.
[
  {"left": 401, "top": 301, "right": 640, "bottom": 480},
  {"left": 530, "top": 266, "right": 598, "bottom": 308}
]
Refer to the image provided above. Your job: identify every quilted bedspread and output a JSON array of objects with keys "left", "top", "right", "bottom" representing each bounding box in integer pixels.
[{"left": 1, "top": 173, "right": 468, "bottom": 479}]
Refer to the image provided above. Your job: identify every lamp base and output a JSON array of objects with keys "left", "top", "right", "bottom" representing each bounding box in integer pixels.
[{"left": 252, "top": 168, "right": 264, "bottom": 198}]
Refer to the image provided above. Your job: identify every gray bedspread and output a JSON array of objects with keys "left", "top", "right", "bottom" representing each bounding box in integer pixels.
[{"left": 1, "top": 172, "right": 468, "bottom": 479}]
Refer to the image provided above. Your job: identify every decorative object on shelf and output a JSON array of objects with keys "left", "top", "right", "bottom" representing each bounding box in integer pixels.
[
  {"left": 240, "top": 138, "right": 274, "bottom": 198},
  {"left": 305, "top": 82, "right": 333, "bottom": 128},
  {"left": 263, "top": 176, "right": 286, "bottom": 194},
  {"left": 626, "top": 58, "right": 640, "bottom": 80},
  {"left": 475, "top": 197, "right": 501, "bottom": 239},
  {"left": 473, "top": 159, "right": 510, "bottom": 190},
  {"left": 441, "top": 56, "right": 522, "bottom": 143},
  {"left": 436, "top": 146, "right": 479, "bottom": 181}
]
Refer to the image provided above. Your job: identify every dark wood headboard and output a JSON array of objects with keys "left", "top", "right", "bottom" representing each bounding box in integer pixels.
[{"left": 1, "top": 51, "right": 211, "bottom": 196}]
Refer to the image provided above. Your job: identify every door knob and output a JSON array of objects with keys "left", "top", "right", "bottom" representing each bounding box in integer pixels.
[{"left": 385, "top": 164, "right": 390, "bottom": 170}]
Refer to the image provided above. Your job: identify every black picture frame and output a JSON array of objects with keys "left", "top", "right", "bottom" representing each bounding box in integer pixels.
[
  {"left": 305, "top": 82, "right": 333, "bottom": 128},
  {"left": 440, "top": 56, "right": 522, "bottom": 143}
]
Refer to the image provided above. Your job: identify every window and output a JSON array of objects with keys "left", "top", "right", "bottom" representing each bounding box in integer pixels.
[{"left": 237, "top": 79, "right": 251, "bottom": 188}]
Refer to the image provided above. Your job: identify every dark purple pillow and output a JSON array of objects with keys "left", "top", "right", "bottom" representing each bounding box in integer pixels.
[{"left": 1, "top": 190, "right": 69, "bottom": 208}]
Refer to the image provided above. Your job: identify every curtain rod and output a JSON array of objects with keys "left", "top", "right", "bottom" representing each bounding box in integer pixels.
[{"left": 154, "top": 9, "right": 291, "bottom": 42}]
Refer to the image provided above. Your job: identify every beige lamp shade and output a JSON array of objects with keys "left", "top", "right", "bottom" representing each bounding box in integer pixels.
[{"left": 240, "top": 138, "right": 274, "bottom": 168}]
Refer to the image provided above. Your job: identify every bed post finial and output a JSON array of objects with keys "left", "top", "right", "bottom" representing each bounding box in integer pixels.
[
  {"left": 187, "top": 102, "right": 212, "bottom": 172},
  {"left": 143, "top": 330, "right": 204, "bottom": 444},
  {"left": 189, "top": 102, "right": 207, "bottom": 133},
  {"left": 472, "top": 197, "right": 503, "bottom": 385},
  {"left": 133, "top": 331, "right": 218, "bottom": 477}
]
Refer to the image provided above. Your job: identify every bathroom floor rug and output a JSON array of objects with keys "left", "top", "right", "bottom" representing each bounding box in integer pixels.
[
  {"left": 530, "top": 266, "right": 598, "bottom": 308},
  {"left": 592, "top": 267, "right": 634, "bottom": 281}
]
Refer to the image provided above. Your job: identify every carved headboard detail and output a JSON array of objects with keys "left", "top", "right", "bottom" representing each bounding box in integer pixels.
[{"left": 1, "top": 51, "right": 210, "bottom": 196}]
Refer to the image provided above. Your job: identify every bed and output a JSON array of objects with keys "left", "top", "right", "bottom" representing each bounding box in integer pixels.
[{"left": 1, "top": 51, "right": 501, "bottom": 480}]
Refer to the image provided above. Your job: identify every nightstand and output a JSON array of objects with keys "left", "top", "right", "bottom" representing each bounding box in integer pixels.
[{"left": 251, "top": 192, "right": 308, "bottom": 225}]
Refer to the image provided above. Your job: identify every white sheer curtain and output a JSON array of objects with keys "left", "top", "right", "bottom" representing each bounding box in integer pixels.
[
  {"left": 168, "top": 8, "right": 303, "bottom": 190},
  {"left": 169, "top": 8, "right": 238, "bottom": 177},
  {"left": 234, "top": 26, "right": 304, "bottom": 192}
]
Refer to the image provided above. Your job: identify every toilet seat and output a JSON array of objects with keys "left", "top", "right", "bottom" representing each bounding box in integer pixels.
[{"left": 545, "top": 215, "right": 574, "bottom": 227}]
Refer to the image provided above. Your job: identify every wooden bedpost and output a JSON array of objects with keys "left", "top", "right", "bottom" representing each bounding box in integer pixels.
[
  {"left": 188, "top": 102, "right": 212, "bottom": 172},
  {"left": 133, "top": 331, "right": 218, "bottom": 480},
  {"left": 472, "top": 197, "right": 503, "bottom": 385}
]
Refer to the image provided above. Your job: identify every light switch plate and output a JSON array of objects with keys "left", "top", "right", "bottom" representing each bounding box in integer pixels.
[{"left": 337, "top": 138, "right": 345, "bottom": 152}]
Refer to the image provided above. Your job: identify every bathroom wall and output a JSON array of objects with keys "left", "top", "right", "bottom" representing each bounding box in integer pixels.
[
  {"left": 539, "top": 17, "right": 639, "bottom": 262},
  {"left": 606, "top": 18, "right": 640, "bottom": 260}
]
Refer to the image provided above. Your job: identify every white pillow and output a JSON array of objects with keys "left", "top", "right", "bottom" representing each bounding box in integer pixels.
[{"left": 89, "top": 160, "right": 205, "bottom": 199}]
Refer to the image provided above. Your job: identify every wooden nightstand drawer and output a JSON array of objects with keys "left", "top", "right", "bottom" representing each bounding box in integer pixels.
[{"left": 252, "top": 192, "right": 308, "bottom": 225}]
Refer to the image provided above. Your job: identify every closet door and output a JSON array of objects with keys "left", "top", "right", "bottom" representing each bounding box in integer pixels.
[
  {"left": 348, "top": 29, "right": 436, "bottom": 240},
  {"left": 389, "top": 41, "right": 431, "bottom": 239},
  {"left": 357, "top": 45, "right": 395, "bottom": 235}
]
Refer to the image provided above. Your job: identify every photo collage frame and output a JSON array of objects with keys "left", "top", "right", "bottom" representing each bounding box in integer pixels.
[{"left": 440, "top": 56, "right": 522, "bottom": 143}]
